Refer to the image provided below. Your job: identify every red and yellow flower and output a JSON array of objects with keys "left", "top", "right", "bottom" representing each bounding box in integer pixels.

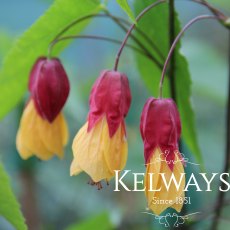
[
  {"left": 140, "top": 97, "right": 185, "bottom": 215},
  {"left": 16, "top": 57, "right": 70, "bottom": 160},
  {"left": 70, "top": 70, "right": 131, "bottom": 185}
]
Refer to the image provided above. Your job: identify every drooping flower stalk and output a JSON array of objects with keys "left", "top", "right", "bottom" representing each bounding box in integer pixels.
[
  {"left": 48, "top": 34, "right": 151, "bottom": 59},
  {"left": 191, "top": 0, "right": 229, "bottom": 24},
  {"left": 47, "top": 12, "right": 163, "bottom": 66},
  {"left": 113, "top": 0, "right": 167, "bottom": 71},
  {"left": 158, "top": 14, "right": 217, "bottom": 98},
  {"left": 105, "top": 10, "right": 165, "bottom": 62}
]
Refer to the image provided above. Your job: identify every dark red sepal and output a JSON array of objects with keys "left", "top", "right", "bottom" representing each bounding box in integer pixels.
[
  {"left": 29, "top": 57, "right": 70, "bottom": 122},
  {"left": 87, "top": 70, "right": 131, "bottom": 137},
  {"left": 140, "top": 97, "right": 181, "bottom": 171},
  {"left": 28, "top": 57, "right": 46, "bottom": 92}
]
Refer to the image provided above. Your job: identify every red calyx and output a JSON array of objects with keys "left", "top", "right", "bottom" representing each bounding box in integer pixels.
[
  {"left": 87, "top": 70, "right": 131, "bottom": 137},
  {"left": 140, "top": 97, "right": 181, "bottom": 170},
  {"left": 28, "top": 57, "right": 70, "bottom": 122}
]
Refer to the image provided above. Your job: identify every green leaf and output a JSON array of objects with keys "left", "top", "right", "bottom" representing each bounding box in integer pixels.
[
  {"left": 133, "top": 0, "right": 202, "bottom": 164},
  {"left": 0, "top": 0, "right": 101, "bottom": 120},
  {"left": 116, "top": 0, "right": 136, "bottom": 23},
  {"left": 0, "top": 162, "right": 27, "bottom": 230},
  {"left": 65, "top": 213, "right": 114, "bottom": 230},
  {"left": 0, "top": 31, "right": 13, "bottom": 62}
]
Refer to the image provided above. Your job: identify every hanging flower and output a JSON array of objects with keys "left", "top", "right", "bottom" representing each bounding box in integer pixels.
[
  {"left": 70, "top": 70, "right": 131, "bottom": 188},
  {"left": 140, "top": 97, "right": 185, "bottom": 215},
  {"left": 16, "top": 57, "right": 70, "bottom": 160}
]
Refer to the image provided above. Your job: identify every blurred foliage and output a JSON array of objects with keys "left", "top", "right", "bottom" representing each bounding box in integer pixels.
[
  {"left": 116, "top": 0, "right": 136, "bottom": 23},
  {"left": 0, "top": 162, "right": 27, "bottom": 230},
  {"left": 0, "top": 31, "right": 13, "bottom": 65},
  {"left": 65, "top": 213, "right": 113, "bottom": 230},
  {"left": 210, "top": 0, "right": 230, "bottom": 9}
]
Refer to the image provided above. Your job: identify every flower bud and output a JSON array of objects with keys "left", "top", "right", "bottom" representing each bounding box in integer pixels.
[
  {"left": 140, "top": 97, "right": 181, "bottom": 170},
  {"left": 29, "top": 57, "right": 70, "bottom": 122},
  {"left": 88, "top": 70, "right": 131, "bottom": 137}
]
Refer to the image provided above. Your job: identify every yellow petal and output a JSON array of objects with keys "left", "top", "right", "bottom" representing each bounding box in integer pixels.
[
  {"left": 60, "top": 114, "right": 69, "bottom": 145},
  {"left": 16, "top": 101, "right": 53, "bottom": 160},
  {"left": 103, "top": 123, "right": 128, "bottom": 174},
  {"left": 16, "top": 131, "right": 33, "bottom": 159},
  {"left": 144, "top": 148, "right": 162, "bottom": 207},
  {"left": 145, "top": 148, "right": 185, "bottom": 215},
  {"left": 70, "top": 158, "right": 82, "bottom": 176},
  {"left": 37, "top": 113, "right": 68, "bottom": 159},
  {"left": 16, "top": 100, "right": 68, "bottom": 160},
  {"left": 171, "top": 192, "right": 184, "bottom": 213},
  {"left": 71, "top": 117, "right": 125, "bottom": 182}
]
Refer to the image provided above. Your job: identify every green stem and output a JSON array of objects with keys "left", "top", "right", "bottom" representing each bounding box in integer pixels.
[
  {"left": 211, "top": 31, "right": 230, "bottom": 230},
  {"left": 168, "top": 0, "right": 177, "bottom": 101}
]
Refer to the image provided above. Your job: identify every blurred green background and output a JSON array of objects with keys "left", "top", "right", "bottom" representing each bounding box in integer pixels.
[{"left": 0, "top": 0, "right": 230, "bottom": 229}]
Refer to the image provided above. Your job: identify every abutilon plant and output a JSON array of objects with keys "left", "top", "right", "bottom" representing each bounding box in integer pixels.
[
  {"left": 16, "top": 57, "right": 70, "bottom": 160},
  {"left": 140, "top": 98, "right": 185, "bottom": 215},
  {"left": 70, "top": 70, "right": 131, "bottom": 187},
  {"left": 7, "top": 0, "right": 230, "bottom": 229}
]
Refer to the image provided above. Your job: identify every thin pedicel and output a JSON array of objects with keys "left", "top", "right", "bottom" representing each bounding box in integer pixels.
[
  {"left": 48, "top": 35, "right": 147, "bottom": 58},
  {"left": 158, "top": 14, "right": 217, "bottom": 98},
  {"left": 47, "top": 13, "right": 164, "bottom": 66},
  {"left": 113, "top": 0, "right": 167, "bottom": 71}
]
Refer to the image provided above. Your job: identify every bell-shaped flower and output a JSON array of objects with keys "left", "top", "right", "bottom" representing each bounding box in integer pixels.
[
  {"left": 70, "top": 70, "right": 131, "bottom": 186},
  {"left": 16, "top": 57, "right": 70, "bottom": 160},
  {"left": 140, "top": 97, "right": 185, "bottom": 215}
]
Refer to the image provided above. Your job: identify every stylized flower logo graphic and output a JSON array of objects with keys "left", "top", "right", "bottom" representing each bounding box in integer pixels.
[{"left": 142, "top": 211, "right": 201, "bottom": 228}]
